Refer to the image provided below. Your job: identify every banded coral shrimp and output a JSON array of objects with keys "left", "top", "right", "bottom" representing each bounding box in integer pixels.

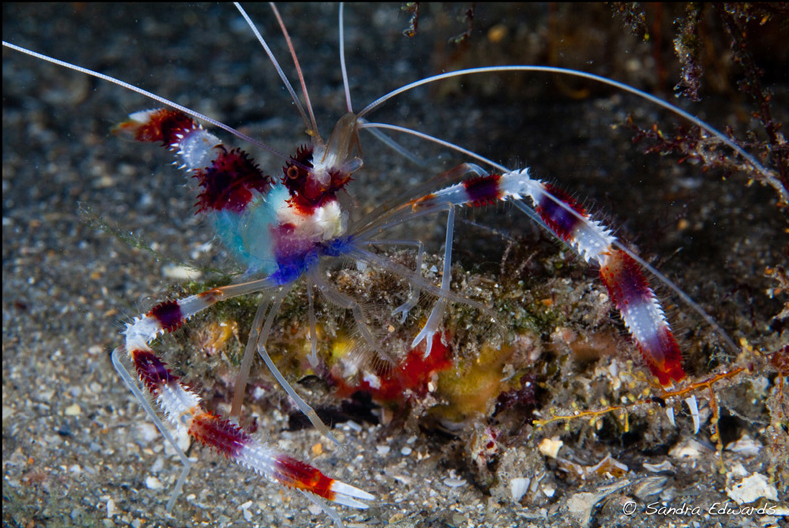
[{"left": 3, "top": 3, "right": 788, "bottom": 527}]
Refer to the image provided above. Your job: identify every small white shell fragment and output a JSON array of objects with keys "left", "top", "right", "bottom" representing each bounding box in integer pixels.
[
  {"left": 587, "top": 453, "right": 628, "bottom": 476},
  {"left": 607, "top": 363, "right": 621, "bottom": 390},
  {"left": 376, "top": 445, "right": 391, "bottom": 456},
  {"left": 665, "top": 406, "right": 675, "bottom": 427},
  {"left": 144, "top": 476, "right": 162, "bottom": 490},
  {"left": 566, "top": 492, "right": 598, "bottom": 527},
  {"left": 726, "top": 473, "right": 778, "bottom": 504},
  {"left": 136, "top": 423, "right": 158, "bottom": 444},
  {"left": 343, "top": 420, "right": 362, "bottom": 432},
  {"left": 400, "top": 446, "right": 412, "bottom": 456},
  {"left": 510, "top": 477, "right": 530, "bottom": 502},
  {"left": 726, "top": 434, "right": 762, "bottom": 456},
  {"left": 64, "top": 403, "right": 81, "bottom": 416},
  {"left": 443, "top": 476, "right": 467, "bottom": 488},
  {"left": 161, "top": 263, "right": 202, "bottom": 280},
  {"left": 163, "top": 426, "right": 191, "bottom": 456},
  {"left": 642, "top": 460, "right": 674, "bottom": 473},
  {"left": 106, "top": 499, "right": 117, "bottom": 519},
  {"left": 542, "top": 482, "right": 556, "bottom": 498},
  {"left": 669, "top": 438, "right": 711, "bottom": 459},
  {"left": 567, "top": 481, "right": 632, "bottom": 528},
  {"left": 362, "top": 372, "right": 381, "bottom": 389},
  {"left": 252, "top": 386, "right": 267, "bottom": 400},
  {"left": 393, "top": 475, "right": 412, "bottom": 485},
  {"left": 538, "top": 436, "right": 563, "bottom": 459},
  {"left": 150, "top": 457, "right": 164, "bottom": 473},
  {"left": 632, "top": 476, "right": 667, "bottom": 500},
  {"left": 685, "top": 396, "right": 700, "bottom": 434},
  {"left": 727, "top": 462, "right": 749, "bottom": 479}
]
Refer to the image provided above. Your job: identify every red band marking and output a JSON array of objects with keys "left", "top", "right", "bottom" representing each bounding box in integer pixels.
[
  {"left": 131, "top": 349, "right": 178, "bottom": 393},
  {"left": 148, "top": 300, "right": 183, "bottom": 333},
  {"left": 335, "top": 332, "right": 452, "bottom": 403},
  {"left": 536, "top": 184, "right": 585, "bottom": 241},
  {"left": 600, "top": 250, "right": 685, "bottom": 385},
  {"left": 282, "top": 145, "right": 352, "bottom": 213},
  {"left": 197, "top": 288, "right": 223, "bottom": 304},
  {"left": 411, "top": 193, "right": 436, "bottom": 211},
  {"left": 599, "top": 250, "right": 652, "bottom": 306},
  {"left": 275, "top": 456, "right": 335, "bottom": 500},
  {"left": 188, "top": 412, "right": 251, "bottom": 458},
  {"left": 114, "top": 109, "right": 197, "bottom": 146},
  {"left": 640, "top": 326, "right": 685, "bottom": 385},
  {"left": 195, "top": 147, "right": 272, "bottom": 213},
  {"left": 462, "top": 174, "right": 502, "bottom": 206}
]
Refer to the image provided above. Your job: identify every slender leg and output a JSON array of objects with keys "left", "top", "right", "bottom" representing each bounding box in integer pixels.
[
  {"left": 111, "top": 347, "right": 193, "bottom": 512},
  {"left": 310, "top": 267, "right": 397, "bottom": 365},
  {"left": 116, "top": 278, "right": 370, "bottom": 511},
  {"left": 253, "top": 285, "right": 341, "bottom": 447},
  {"left": 405, "top": 165, "right": 691, "bottom": 385},
  {"left": 411, "top": 206, "right": 455, "bottom": 357},
  {"left": 230, "top": 296, "right": 271, "bottom": 418},
  {"left": 306, "top": 275, "right": 320, "bottom": 368},
  {"left": 362, "top": 238, "right": 426, "bottom": 322}
]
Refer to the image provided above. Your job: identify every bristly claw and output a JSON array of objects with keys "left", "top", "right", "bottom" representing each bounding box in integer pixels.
[{"left": 272, "top": 455, "right": 374, "bottom": 508}]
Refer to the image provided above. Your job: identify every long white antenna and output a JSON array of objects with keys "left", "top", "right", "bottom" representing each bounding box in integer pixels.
[
  {"left": 267, "top": 2, "right": 320, "bottom": 138},
  {"left": 357, "top": 65, "right": 785, "bottom": 204},
  {"left": 233, "top": 3, "right": 314, "bottom": 135},
  {"left": 339, "top": 3, "right": 353, "bottom": 113},
  {"left": 2, "top": 40, "right": 291, "bottom": 163}
]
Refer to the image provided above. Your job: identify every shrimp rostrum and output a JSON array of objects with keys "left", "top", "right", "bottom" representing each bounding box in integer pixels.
[{"left": 4, "top": 2, "right": 784, "bottom": 525}]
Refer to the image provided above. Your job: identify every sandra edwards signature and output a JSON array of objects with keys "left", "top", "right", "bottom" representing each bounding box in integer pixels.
[{"left": 622, "top": 500, "right": 777, "bottom": 517}]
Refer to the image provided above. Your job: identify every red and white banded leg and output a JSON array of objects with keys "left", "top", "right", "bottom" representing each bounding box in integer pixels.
[
  {"left": 111, "top": 281, "right": 373, "bottom": 518},
  {"left": 410, "top": 164, "right": 685, "bottom": 385}
]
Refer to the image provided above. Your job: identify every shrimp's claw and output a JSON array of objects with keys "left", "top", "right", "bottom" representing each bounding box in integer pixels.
[
  {"left": 326, "top": 479, "right": 376, "bottom": 509},
  {"left": 274, "top": 455, "right": 374, "bottom": 508}
]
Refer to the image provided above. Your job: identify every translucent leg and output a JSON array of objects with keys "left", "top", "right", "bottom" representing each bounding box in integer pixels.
[
  {"left": 231, "top": 296, "right": 271, "bottom": 418},
  {"left": 257, "top": 343, "right": 341, "bottom": 448},
  {"left": 306, "top": 275, "right": 320, "bottom": 369},
  {"left": 357, "top": 238, "right": 426, "bottom": 322},
  {"left": 111, "top": 347, "right": 193, "bottom": 512},
  {"left": 346, "top": 246, "right": 499, "bottom": 328},
  {"left": 254, "top": 284, "right": 341, "bottom": 447},
  {"left": 299, "top": 490, "right": 344, "bottom": 528},
  {"left": 309, "top": 267, "right": 396, "bottom": 365},
  {"left": 411, "top": 206, "right": 455, "bottom": 357}
]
